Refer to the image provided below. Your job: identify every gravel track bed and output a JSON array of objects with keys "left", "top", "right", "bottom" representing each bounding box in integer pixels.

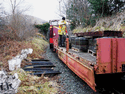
[{"left": 45, "top": 47, "right": 100, "bottom": 94}]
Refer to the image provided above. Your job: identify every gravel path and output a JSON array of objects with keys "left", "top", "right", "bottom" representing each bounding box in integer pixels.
[{"left": 45, "top": 47, "right": 100, "bottom": 94}]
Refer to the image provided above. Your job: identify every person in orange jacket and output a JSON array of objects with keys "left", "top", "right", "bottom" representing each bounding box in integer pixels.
[{"left": 58, "top": 17, "right": 68, "bottom": 47}]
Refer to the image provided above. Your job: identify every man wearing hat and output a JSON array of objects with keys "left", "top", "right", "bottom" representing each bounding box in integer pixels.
[{"left": 58, "top": 17, "right": 68, "bottom": 47}]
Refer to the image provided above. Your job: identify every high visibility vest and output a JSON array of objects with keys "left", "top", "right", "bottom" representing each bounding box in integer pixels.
[
  {"left": 58, "top": 25, "right": 62, "bottom": 35},
  {"left": 58, "top": 21, "right": 67, "bottom": 35}
]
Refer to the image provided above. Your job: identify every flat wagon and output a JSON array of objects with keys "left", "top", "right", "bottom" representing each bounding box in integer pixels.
[{"left": 49, "top": 20, "right": 125, "bottom": 92}]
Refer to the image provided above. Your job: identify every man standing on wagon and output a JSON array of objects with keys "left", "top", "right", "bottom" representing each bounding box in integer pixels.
[{"left": 58, "top": 17, "right": 68, "bottom": 47}]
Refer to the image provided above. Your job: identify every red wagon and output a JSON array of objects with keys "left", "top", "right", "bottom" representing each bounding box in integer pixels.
[{"left": 49, "top": 20, "right": 124, "bottom": 92}]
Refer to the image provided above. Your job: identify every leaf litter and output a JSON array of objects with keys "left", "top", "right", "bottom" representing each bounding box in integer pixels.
[{"left": 0, "top": 36, "right": 60, "bottom": 94}]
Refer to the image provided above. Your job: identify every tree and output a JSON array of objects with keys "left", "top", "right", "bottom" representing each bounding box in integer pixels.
[
  {"left": 0, "top": 2, "right": 7, "bottom": 40},
  {"left": 88, "top": 0, "right": 110, "bottom": 16},
  {"left": 66, "top": 0, "right": 91, "bottom": 27},
  {"left": 109, "top": 0, "right": 125, "bottom": 13},
  {"left": 0, "top": 3, "right": 5, "bottom": 24},
  {"left": 61, "top": 0, "right": 125, "bottom": 30},
  {"left": 66, "top": 0, "right": 125, "bottom": 30},
  {"left": 6, "top": 0, "right": 36, "bottom": 40},
  {"left": 56, "top": 0, "right": 69, "bottom": 18},
  {"left": 88, "top": 0, "right": 125, "bottom": 16}
]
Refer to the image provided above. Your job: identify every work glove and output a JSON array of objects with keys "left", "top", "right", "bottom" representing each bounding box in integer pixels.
[{"left": 66, "top": 33, "right": 69, "bottom": 38}]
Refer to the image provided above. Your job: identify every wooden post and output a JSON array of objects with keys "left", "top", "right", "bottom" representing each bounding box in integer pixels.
[{"left": 66, "top": 38, "right": 69, "bottom": 53}]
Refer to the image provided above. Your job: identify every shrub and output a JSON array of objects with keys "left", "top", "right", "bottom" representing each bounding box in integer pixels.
[{"left": 35, "top": 23, "right": 50, "bottom": 36}]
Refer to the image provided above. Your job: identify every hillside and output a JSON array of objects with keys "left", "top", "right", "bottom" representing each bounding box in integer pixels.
[
  {"left": 24, "top": 15, "right": 48, "bottom": 24},
  {"left": 93, "top": 11, "right": 125, "bottom": 31},
  {"left": 73, "top": 11, "right": 125, "bottom": 37},
  {"left": 5, "top": 15, "right": 47, "bottom": 25}
]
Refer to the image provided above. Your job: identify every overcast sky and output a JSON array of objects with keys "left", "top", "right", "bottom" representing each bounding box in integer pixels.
[
  {"left": 26, "top": 0, "right": 61, "bottom": 21},
  {"left": 2, "top": 0, "right": 63, "bottom": 21}
]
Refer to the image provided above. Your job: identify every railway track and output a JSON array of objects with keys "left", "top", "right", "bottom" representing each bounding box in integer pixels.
[
  {"left": 49, "top": 19, "right": 125, "bottom": 93},
  {"left": 23, "top": 47, "right": 125, "bottom": 93},
  {"left": 46, "top": 47, "right": 125, "bottom": 94},
  {"left": 23, "top": 59, "right": 61, "bottom": 76}
]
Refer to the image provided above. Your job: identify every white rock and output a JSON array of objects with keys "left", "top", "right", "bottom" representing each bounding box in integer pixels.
[
  {"left": 0, "top": 71, "right": 21, "bottom": 93},
  {"left": 21, "top": 49, "right": 28, "bottom": 54},
  {"left": 20, "top": 53, "right": 27, "bottom": 60},
  {"left": 14, "top": 55, "right": 20, "bottom": 59},
  {"left": 0, "top": 71, "right": 7, "bottom": 84},
  {"left": 15, "top": 58, "right": 22, "bottom": 69},
  {"left": 12, "top": 79, "right": 21, "bottom": 93},
  {"left": 8, "top": 48, "right": 33, "bottom": 71},
  {"left": 14, "top": 73, "right": 18, "bottom": 79},
  {"left": 21, "top": 49, "right": 25, "bottom": 54},
  {"left": 28, "top": 48, "right": 33, "bottom": 54},
  {"left": 0, "top": 71, "right": 5, "bottom": 75},
  {"left": 8, "top": 58, "right": 22, "bottom": 71},
  {"left": 8, "top": 59, "right": 15, "bottom": 71}
]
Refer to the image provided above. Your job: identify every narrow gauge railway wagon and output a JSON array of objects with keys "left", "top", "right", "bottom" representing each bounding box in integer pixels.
[
  {"left": 49, "top": 20, "right": 60, "bottom": 49},
  {"left": 49, "top": 20, "right": 125, "bottom": 92}
]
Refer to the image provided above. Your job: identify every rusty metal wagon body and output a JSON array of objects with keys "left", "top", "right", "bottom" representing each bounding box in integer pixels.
[{"left": 49, "top": 20, "right": 125, "bottom": 92}]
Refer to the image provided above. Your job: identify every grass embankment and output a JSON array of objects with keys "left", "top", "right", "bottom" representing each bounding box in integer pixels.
[
  {"left": 73, "top": 25, "right": 125, "bottom": 34},
  {"left": 0, "top": 34, "right": 59, "bottom": 94},
  {"left": 0, "top": 36, "right": 48, "bottom": 71},
  {"left": 10, "top": 69, "right": 59, "bottom": 94},
  {"left": 0, "top": 37, "right": 48, "bottom": 71}
]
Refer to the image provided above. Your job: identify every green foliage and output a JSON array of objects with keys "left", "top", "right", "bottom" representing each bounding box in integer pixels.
[
  {"left": 88, "top": 0, "right": 125, "bottom": 16},
  {"left": 89, "top": 18, "right": 96, "bottom": 27},
  {"left": 70, "top": 20, "right": 76, "bottom": 30},
  {"left": 88, "top": 0, "right": 110, "bottom": 16},
  {"left": 35, "top": 23, "right": 50, "bottom": 35},
  {"left": 66, "top": 0, "right": 125, "bottom": 31}
]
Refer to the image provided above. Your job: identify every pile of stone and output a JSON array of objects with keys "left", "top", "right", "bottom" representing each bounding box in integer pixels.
[
  {"left": 0, "top": 48, "right": 33, "bottom": 93},
  {"left": 8, "top": 48, "right": 33, "bottom": 71},
  {"left": 0, "top": 71, "right": 21, "bottom": 93}
]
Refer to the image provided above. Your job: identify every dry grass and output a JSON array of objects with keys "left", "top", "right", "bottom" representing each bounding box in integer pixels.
[
  {"left": 0, "top": 35, "right": 60, "bottom": 94},
  {"left": 73, "top": 26, "right": 94, "bottom": 33},
  {"left": 10, "top": 69, "right": 59, "bottom": 94},
  {"left": 0, "top": 36, "right": 49, "bottom": 71}
]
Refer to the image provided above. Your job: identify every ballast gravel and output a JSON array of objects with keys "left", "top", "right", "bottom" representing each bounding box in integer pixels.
[{"left": 45, "top": 47, "right": 100, "bottom": 94}]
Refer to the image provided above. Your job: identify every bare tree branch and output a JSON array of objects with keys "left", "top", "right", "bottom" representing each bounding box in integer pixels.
[
  {"left": 65, "top": 0, "right": 91, "bottom": 26},
  {"left": 7, "top": 0, "right": 36, "bottom": 40}
]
